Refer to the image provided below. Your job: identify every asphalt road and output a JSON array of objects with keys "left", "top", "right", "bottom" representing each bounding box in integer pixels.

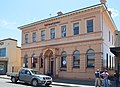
[
  {"left": 0, "top": 77, "right": 97, "bottom": 87},
  {"left": 0, "top": 78, "right": 64, "bottom": 87}
]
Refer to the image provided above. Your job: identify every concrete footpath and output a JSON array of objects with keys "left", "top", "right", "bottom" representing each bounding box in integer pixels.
[{"left": 0, "top": 75, "right": 119, "bottom": 87}]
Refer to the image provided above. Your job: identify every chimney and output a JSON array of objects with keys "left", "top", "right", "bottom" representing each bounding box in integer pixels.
[
  {"left": 57, "top": 11, "right": 63, "bottom": 16},
  {"left": 100, "top": 0, "right": 107, "bottom": 4},
  {"left": 108, "top": 11, "right": 112, "bottom": 16}
]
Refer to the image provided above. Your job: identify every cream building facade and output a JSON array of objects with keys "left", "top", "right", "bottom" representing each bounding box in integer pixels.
[
  {"left": 0, "top": 38, "right": 21, "bottom": 74},
  {"left": 19, "top": 3, "right": 116, "bottom": 80}
]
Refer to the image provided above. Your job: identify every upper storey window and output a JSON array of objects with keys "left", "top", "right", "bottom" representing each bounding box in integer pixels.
[
  {"left": 41, "top": 30, "right": 45, "bottom": 41},
  {"left": 61, "top": 25, "right": 66, "bottom": 38},
  {"left": 50, "top": 28, "right": 55, "bottom": 39},
  {"left": 0, "top": 48, "right": 6, "bottom": 57},
  {"left": 73, "top": 23, "right": 79, "bottom": 35},
  {"left": 87, "top": 19, "right": 93, "bottom": 33},
  {"left": 25, "top": 34, "right": 28, "bottom": 43},
  {"left": 32, "top": 32, "right": 36, "bottom": 42}
]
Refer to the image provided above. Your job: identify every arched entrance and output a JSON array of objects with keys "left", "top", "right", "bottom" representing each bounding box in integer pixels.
[{"left": 44, "top": 50, "right": 54, "bottom": 75}]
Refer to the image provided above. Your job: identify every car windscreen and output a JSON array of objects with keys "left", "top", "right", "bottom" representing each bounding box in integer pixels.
[{"left": 31, "top": 70, "right": 43, "bottom": 75}]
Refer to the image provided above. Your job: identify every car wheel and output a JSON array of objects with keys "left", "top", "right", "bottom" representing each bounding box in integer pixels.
[
  {"left": 11, "top": 77, "right": 17, "bottom": 83},
  {"left": 32, "top": 79, "right": 38, "bottom": 86}
]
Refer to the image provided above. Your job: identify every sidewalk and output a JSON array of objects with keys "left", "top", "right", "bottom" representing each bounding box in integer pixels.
[
  {"left": 53, "top": 78, "right": 94, "bottom": 86},
  {"left": 0, "top": 75, "right": 10, "bottom": 80},
  {"left": 53, "top": 78, "right": 120, "bottom": 87}
]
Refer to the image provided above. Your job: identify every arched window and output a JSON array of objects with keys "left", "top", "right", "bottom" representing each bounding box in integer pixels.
[
  {"left": 24, "top": 54, "right": 28, "bottom": 68},
  {"left": 32, "top": 53, "right": 37, "bottom": 68},
  {"left": 86, "top": 49, "right": 95, "bottom": 68},
  {"left": 61, "top": 51, "right": 67, "bottom": 68},
  {"left": 73, "top": 50, "right": 80, "bottom": 68},
  {"left": 40, "top": 53, "right": 43, "bottom": 68}
]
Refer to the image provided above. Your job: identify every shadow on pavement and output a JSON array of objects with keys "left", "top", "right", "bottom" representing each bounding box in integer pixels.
[{"left": 6, "top": 81, "right": 52, "bottom": 87}]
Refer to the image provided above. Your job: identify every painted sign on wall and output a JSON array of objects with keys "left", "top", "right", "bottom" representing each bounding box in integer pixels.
[{"left": 44, "top": 21, "right": 60, "bottom": 26}]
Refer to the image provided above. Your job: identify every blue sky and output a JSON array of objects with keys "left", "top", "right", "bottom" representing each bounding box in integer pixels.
[{"left": 0, "top": 0, "right": 119, "bottom": 46}]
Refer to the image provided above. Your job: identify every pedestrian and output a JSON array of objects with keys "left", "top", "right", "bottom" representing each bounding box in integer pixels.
[
  {"left": 100, "top": 70, "right": 104, "bottom": 86},
  {"left": 95, "top": 69, "right": 101, "bottom": 87},
  {"left": 101, "top": 70, "right": 109, "bottom": 87},
  {"left": 114, "top": 70, "right": 119, "bottom": 87}
]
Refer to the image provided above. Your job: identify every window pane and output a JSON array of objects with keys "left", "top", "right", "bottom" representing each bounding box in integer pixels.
[
  {"left": 87, "top": 19, "right": 93, "bottom": 33},
  {"left": 41, "top": 30, "right": 45, "bottom": 41},
  {"left": 51, "top": 28, "right": 55, "bottom": 39},
  {"left": 61, "top": 56, "right": 67, "bottom": 68},
  {"left": 32, "top": 32, "right": 36, "bottom": 42},
  {"left": 0, "top": 48, "right": 6, "bottom": 57},
  {"left": 61, "top": 25, "right": 66, "bottom": 37},
  {"left": 40, "top": 53, "right": 43, "bottom": 68},
  {"left": 87, "top": 59, "right": 94, "bottom": 67},
  {"left": 73, "top": 50, "right": 80, "bottom": 67},
  {"left": 24, "top": 55, "right": 28, "bottom": 68},
  {"left": 61, "top": 51, "right": 67, "bottom": 68},
  {"left": 73, "top": 23, "right": 79, "bottom": 35},
  {"left": 25, "top": 34, "right": 28, "bottom": 43},
  {"left": 86, "top": 49, "right": 95, "bottom": 68},
  {"left": 32, "top": 54, "right": 37, "bottom": 68}
]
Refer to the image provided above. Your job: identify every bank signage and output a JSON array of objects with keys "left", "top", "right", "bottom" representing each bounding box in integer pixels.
[
  {"left": 0, "top": 42, "right": 4, "bottom": 46},
  {"left": 44, "top": 21, "right": 60, "bottom": 26}
]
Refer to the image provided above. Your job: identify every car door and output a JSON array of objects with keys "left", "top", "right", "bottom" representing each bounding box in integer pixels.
[
  {"left": 24, "top": 70, "right": 33, "bottom": 82},
  {"left": 19, "top": 69, "right": 26, "bottom": 81}
]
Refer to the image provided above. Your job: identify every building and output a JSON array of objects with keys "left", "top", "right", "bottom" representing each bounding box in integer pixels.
[
  {"left": 19, "top": 1, "right": 116, "bottom": 80},
  {"left": 0, "top": 38, "right": 21, "bottom": 74},
  {"left": 110, "top": 30, "right": 120, "bottom": 81}
]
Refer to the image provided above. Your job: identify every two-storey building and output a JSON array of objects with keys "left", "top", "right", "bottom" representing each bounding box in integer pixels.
[
  {"left": 19, "top": 2, "right": 116, "bottom": 80},
  {"left": 0, "top": 38, "right": 21, "bottom": 74}
]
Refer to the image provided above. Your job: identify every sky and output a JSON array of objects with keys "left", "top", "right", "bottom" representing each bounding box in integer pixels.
[{"left": 0, "top": 0, "right": 119, "bottom": 46}]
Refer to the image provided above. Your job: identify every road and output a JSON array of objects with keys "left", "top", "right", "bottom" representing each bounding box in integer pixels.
[
  {"left": 0, "top": 78, "right": 96, "bottom": 87},
  {"left": 0, "top": 78, "right": 63, "bottom": 87}
]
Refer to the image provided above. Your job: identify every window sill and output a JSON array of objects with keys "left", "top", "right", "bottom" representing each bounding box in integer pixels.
[{"left": 60, "top": 68, "right": 67, "bottom": 71}]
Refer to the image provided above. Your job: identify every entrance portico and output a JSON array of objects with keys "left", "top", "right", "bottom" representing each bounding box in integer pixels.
[{"left": 42, "top": 48, "right": 59, "bottom": 77}]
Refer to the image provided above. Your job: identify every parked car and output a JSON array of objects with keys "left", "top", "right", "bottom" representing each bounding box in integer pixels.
[{"left": 7, "top": 68, "right": 52, "bottom": 86}]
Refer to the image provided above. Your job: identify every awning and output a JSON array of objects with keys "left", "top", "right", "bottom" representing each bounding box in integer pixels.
[{"left": 110, "top": 47, "right": 120, "bottom": 56}]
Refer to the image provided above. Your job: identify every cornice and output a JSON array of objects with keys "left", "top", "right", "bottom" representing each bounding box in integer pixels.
[{"left": 18, "top": 4, "right": 103, "bottom": 30}]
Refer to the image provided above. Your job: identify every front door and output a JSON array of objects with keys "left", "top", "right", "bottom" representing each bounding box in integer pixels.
[{"left": 51, "top": 61, "right": 54, "bottom": 75}]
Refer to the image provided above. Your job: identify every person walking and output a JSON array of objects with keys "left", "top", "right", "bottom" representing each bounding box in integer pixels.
[
  {"left": 114, "top": 70, "right": 119, "bottom": 87},
  {"left": 101, "top": 70, "right": 109, "bottom": 87},
  {"left": 95, "top": 69, "right": 101, "bottom": 87}
]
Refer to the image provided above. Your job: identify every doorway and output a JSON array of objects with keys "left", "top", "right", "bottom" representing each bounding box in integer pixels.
[
  {"left": 51, "top": 61, "right": 54, "bottom": 75},
  {"left": 44, "top": 50, "right": 54, "bottom": 76}
]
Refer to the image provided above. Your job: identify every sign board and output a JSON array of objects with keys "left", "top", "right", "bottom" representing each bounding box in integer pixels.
[{"left": 44, "top": 21, "right": 60, "bottom": 26}]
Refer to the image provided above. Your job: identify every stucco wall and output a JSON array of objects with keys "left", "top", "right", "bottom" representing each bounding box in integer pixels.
[
  {"left": 20, "top": 4, "right": 116, "bottom": 80},
  {"left": 0, "top": 39, "right": 21, "bottom": 73}
]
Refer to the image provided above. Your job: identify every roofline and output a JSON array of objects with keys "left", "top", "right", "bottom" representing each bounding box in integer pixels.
[
  {"left": 102, "top": 5, "right": 118, "bottom": 30},
  {"left": 0, "top": 38, "right": 17, "bottom": 42},
  {"left": 18, "top": 4, "right": 103, "bottom": 29}
]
